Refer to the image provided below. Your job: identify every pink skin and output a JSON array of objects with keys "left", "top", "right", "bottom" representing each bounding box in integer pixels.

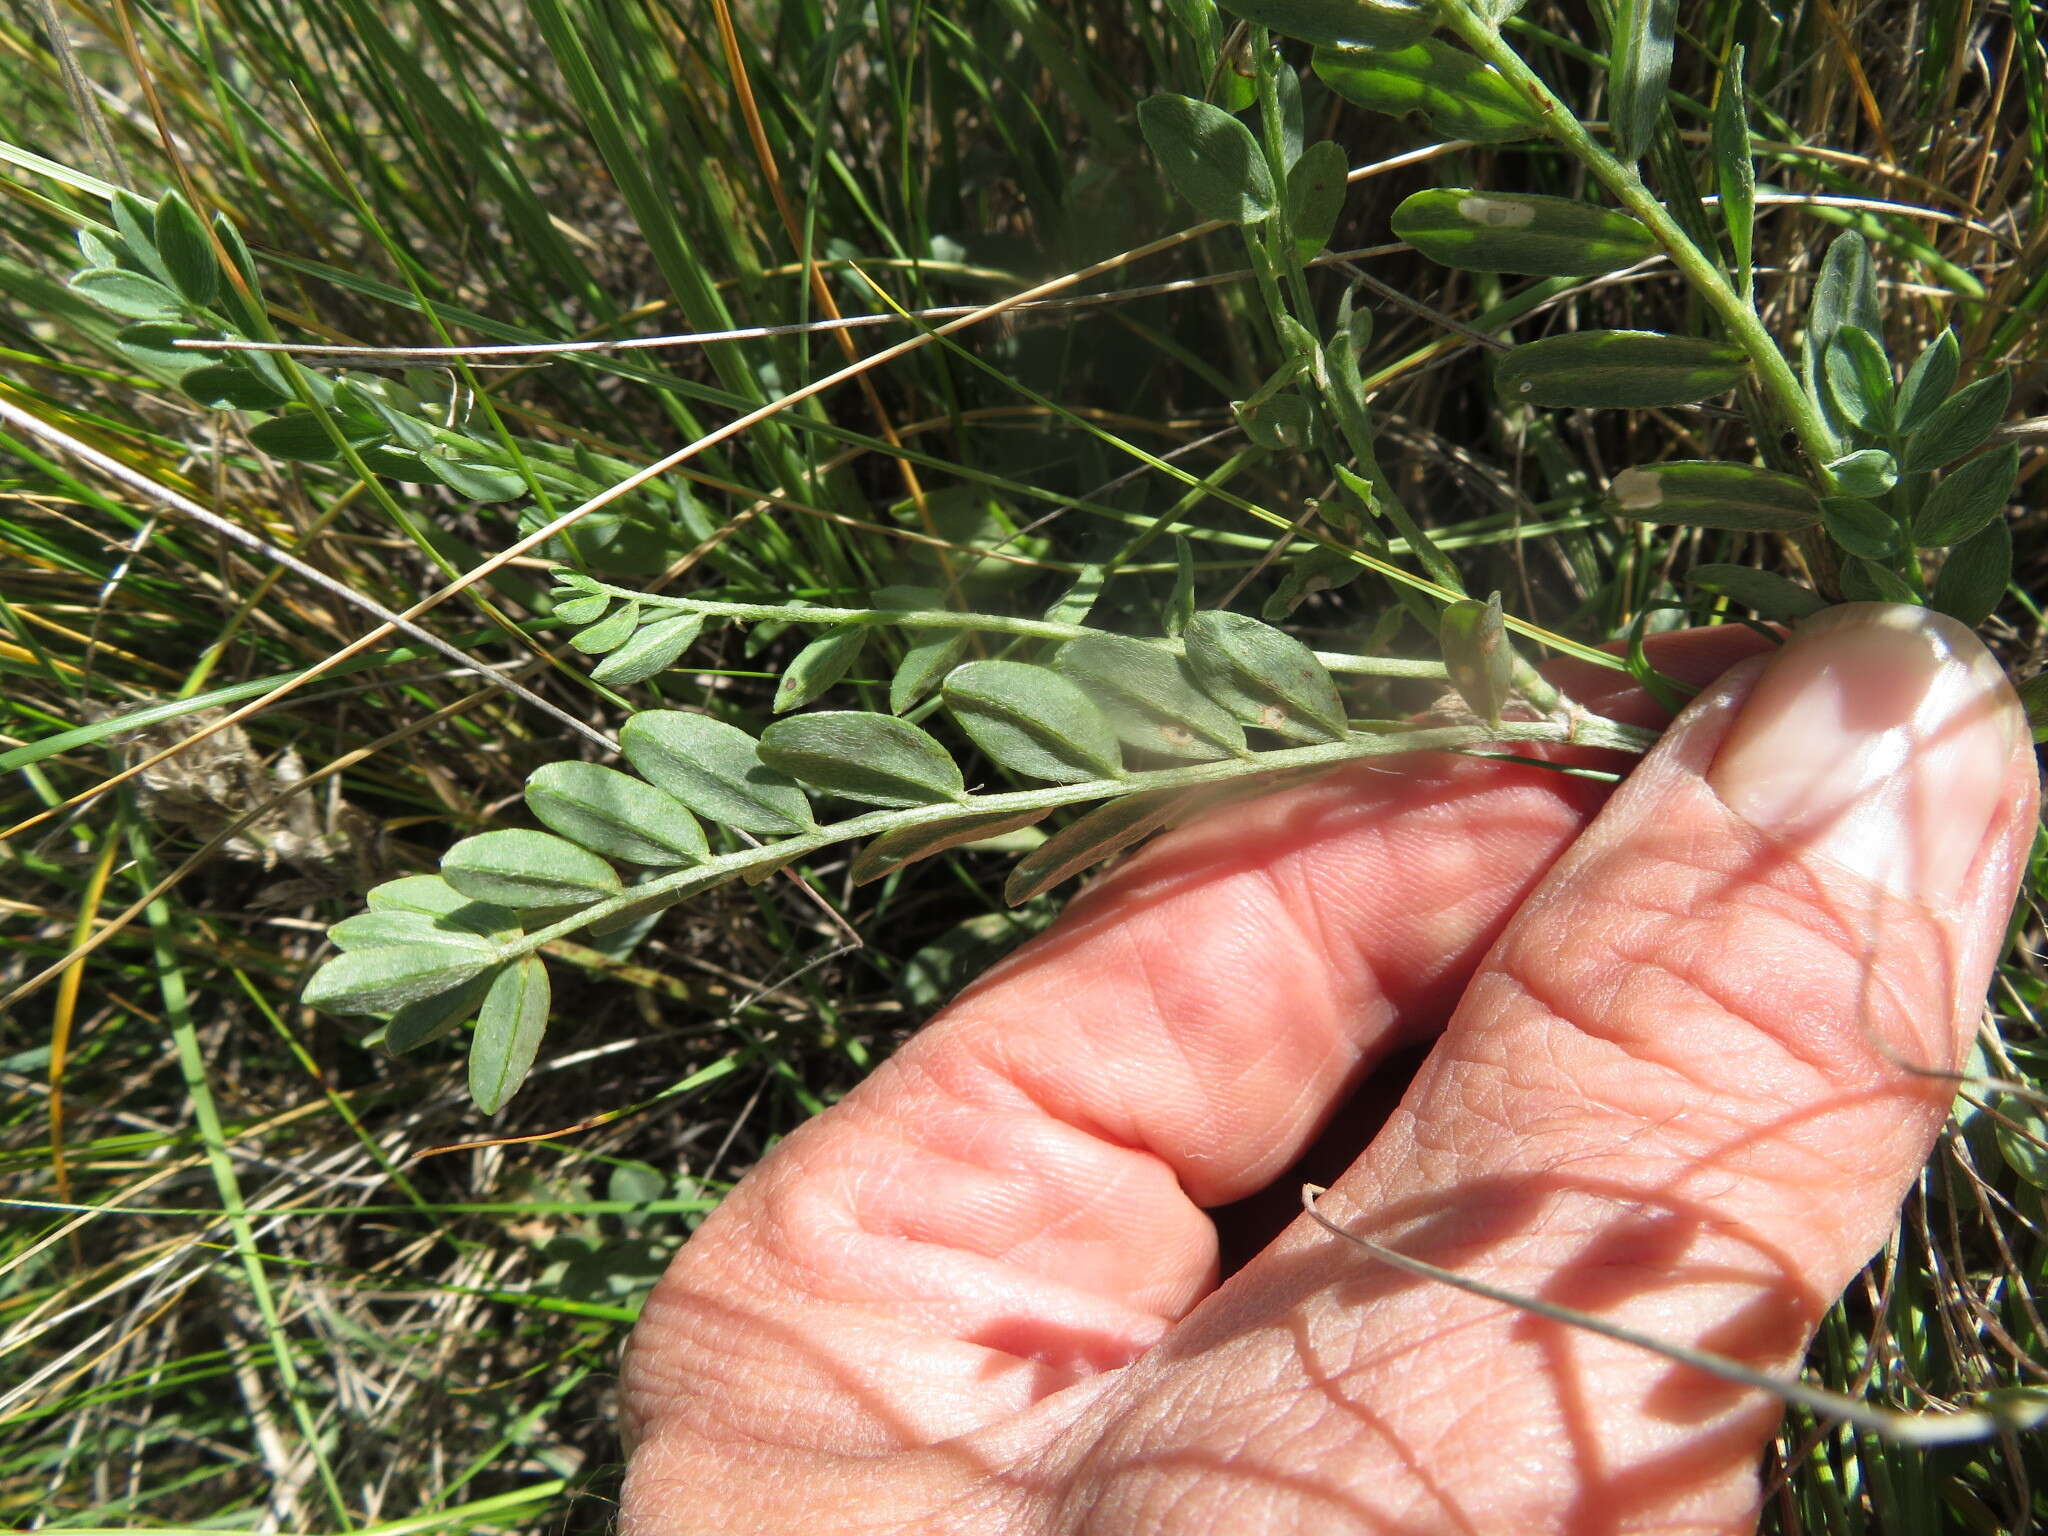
[{"left": 620, "top": 607, "right": 2036, "bottom": 1535}]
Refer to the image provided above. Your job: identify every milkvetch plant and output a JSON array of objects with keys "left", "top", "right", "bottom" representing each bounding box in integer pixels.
[{"left": 54, "top": 0, "right": 2028, "bottom": 1117}]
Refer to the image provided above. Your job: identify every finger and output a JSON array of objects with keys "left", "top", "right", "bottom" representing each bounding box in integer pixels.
[
  {"left": 1066, "top": 604, "right": 2035, "bottom": 1532},
  {"left": 621, "top": 628, "right": 1770, "bottom": 1484}
]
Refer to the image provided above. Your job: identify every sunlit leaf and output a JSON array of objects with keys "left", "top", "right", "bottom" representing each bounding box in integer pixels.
[
  {"left": 758, "top": 711, "right": 967, "bottom": 806},
  {"left": 1606, "top": 460, "right": 1820, "bottom": 531},
  {"left": 329, "top": 909, "right": 498, "bottom": 953},
  {"left": 1713, "top": 46, "right": 1755, "bottom": 285},
  {"left": 1931, "top": 516, "right": 2012, "bottom": 627},
  {"left": 1182, "top": 610, "right": 1347, "bottom": 741},
  {"left": 1391, "top": 189, "right": 1655, "bottom": 275},
  {"left": 151, "top": 190, "right": 219, "bottom": 307},
  {"left": 572, "top": 600, "right": 642, "bottom": 654},
  {"left": 1823, "top": 325, "right": 1894, "bottom": 436},
  {"left": 1313, "top": 40, "right": 1538, "bottom": 143},
  {"left": 1054, "top": 634, "right": 1248, "bottom": 761},
  {"left": 427, "top": 454, "right": 527, "bottom": 502},
  {"left": 469, "top": 957, "right": 551, "bottom": 1113},
  {"left": 774, "top": 623, "right": 867, "bottom": 712},
  {"left": 1903, "top": 372, "right": 2011, "bottom": 472},
  {"left": 619, "top": 710, "right": 818, "bottom": 835},
  {"left": 524, "top": 761, "right": 708, "bottom": 865},
  {"left": 1895, "top": 331, "right": 1961, "bottom": 435},
  {"left": 1608, "top": 0, "right": 1677, "bottom": 163},
  {"left": 944, "top": 660, "right": 1126, "bottom": 783},
  {"left": 1803, "top": 232, "right": 1880, "bottom": 436},
  {"left": 1819, "top": 496, "right": 1898, "bottom": 559},
  {"left": 303, "top": 943, "right": 499, "bottom": 1016},
  {"left": 1498, "top": 332, "right": 1748, "bottom": 409},
  {"left": 592, "top": 611, "right": 705, "bottom": 686},
  {"left": 441, "top": 828, "right": 624, "bottom": 909},
  {"left": 1826, "top": 449, "right": 1898, "bottom": 499},
  {"left": 1913, "top": 445, "right": 2020, "bottom": 547},
  {"left": 1439, "top": 592, "right": 1513, "bottom": 728},
  {"left": 117, "top": 321, "right": 219, "bottom": 375},
  {"left": 69, "top": 266, "right": 182, "bottom": 319}
]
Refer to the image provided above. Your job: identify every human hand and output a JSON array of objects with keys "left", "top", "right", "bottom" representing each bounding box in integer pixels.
[{"left": 619, "top": 603, "right": 2035, "bottom": 1535}]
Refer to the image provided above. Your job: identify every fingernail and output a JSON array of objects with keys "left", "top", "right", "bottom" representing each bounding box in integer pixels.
[{"left": 1707, "top": 603, "right": 2025, "bottom": 902}]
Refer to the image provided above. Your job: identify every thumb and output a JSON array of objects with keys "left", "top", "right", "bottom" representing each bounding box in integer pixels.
[{"left": 1070, "top": 604, "right": 2036, "bottom": 1533}]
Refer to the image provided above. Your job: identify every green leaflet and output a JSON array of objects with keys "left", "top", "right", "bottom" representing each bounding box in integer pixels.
[
  {"left": 182, "top": 361, "right": 290, "bottom": 410},
  {"left": 1181, "top": 610, "right": 1348, "bottom": 742},
  {"left": 758, "top": 712, "right": 967, "bottom": 807},
  {"left": 248, "top": 411, "right": 355, "bottom": 462},
  {"left": 1606, "top": 460, "right": 1820, "bottom": 531},
  {"left": 1896, "top": 331, "right": 1961, "bottom": 435},
  {"left": 1913, "top": 445, "right": 2020, "bottom": 547},
  {"left": 1313, "top": 40, "right": 1539, "bottom": 144},
  {"left": 427, "top": 455, "right": 527, "bottom": 502},
  {"left": 572, "top": 600, "right": 642, "bottom": 654},
  {"left": 329, "top": 909, "right": 498, "bottom": 953},
  {"left": 592, "top": 612, "right": 704, "bottom": 686},
  {"left": 441, "top": 828, "right": 624, "bottom": 909},
  {"left": 365, "top": 875, "right": 518, "bottom": 935},
  {"left": 1136, "top": 93, "right": 1276, "bottom": 225},
  {"left": 1713, "top": 46, "right": 1755, "bottom": 287},
  {"left": 1823, "top": 326, "right": 1895, "bottom": 436},
  {"left": 1931, "top": 516, "right": 2012, "bottom": 627},
  {"left": 1838, "top": 557, "right": 1919, "bottom": 604},
  {"left": 151, "top": 191, "right": 219, "bottom": 307},
  {"left": 619, "top": 710, "right": 818, "bottom": 835},
  {"left": 1219, "top": 0, "right": 1434, "bottom": 47},
  {"left": 470, "top": 957, "right": 551, "bottom": 1114},
  {"left": 1391, "top": 189, "right": 1655, "bottom": 275},
  {"left": 1163, "top": 537, "right": 1197, "bottom": 638},
  {"left": 117, "top": 321, "right": 219, "bottom": 375},
  {"left": 1053, "top": 635, "right": 1248, "bottom": 761},
  {"left": 69, "top": 266, "right": 182, "bottom": 320},
  {"left": 1044, "top": 565, "right": 1106, "bottom": 627},
  {"left": 851, "top": 808, "right": 1052, "bottom": 886},
  {"left": 1005, "top": 792, "right": 1190, "bottom": 905},
  {"left": 1802, "top": 233, "right": 1880, "bottom": 438},
  {"left": 891, "top": 630, "right": 969, "bottom": 714},
  {"left": 524, "top": 761, "right": 708, "bottom": 865},
  {"left": 1438, "top": 593, "right": 1513, "bottom": 728},
  {"left": 943, "top": 660, "right": 1126, "bottom": 784},
  {"left": 774, "top": 624, "right": 868, "bottom": 713},
  {"left": 1286, "top": 141, "right": 1350, "bottom": 263},
  {"left": 1607, "top": 0, "right": 1677, "bottom": 163},
  {"left": 552, "top": 593, "right": 611, "bottom": 626},
  {"left": 384, "top": 971, "right": 499, "bottom": 1055},
  {"left": 1903, "top": 373, "right": 2011, "bottom": 471},
  {"left": 303, "top": 942, "right": 500, "bottom": 1016},
  {"left": 1496, "top": 331, "right": 1748, "bottom": 408},
  {"left": 1827, "top": 449, "right": 1898, "bottom": 499},
  {"left": 1819, "top": 497, "right": 1899, "bottom": 559},
  {"left": 1686, "top": 565, "right": 1827, "bottom": 622}
]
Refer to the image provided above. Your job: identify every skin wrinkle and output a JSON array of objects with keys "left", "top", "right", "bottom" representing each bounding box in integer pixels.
[{"left": 619, "top": 620, "right": 2036, "bottom": 1536}]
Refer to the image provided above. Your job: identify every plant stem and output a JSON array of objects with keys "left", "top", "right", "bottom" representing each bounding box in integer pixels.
[
  {"left": 582, "top": 582, "right": 1451, "bottom": 678},
  {"left": 501, "top": 712, "right": 1657, "bottom": 961},
  {"left": 1436, "top": 5, "right": 1842, "bottom": 468}
]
